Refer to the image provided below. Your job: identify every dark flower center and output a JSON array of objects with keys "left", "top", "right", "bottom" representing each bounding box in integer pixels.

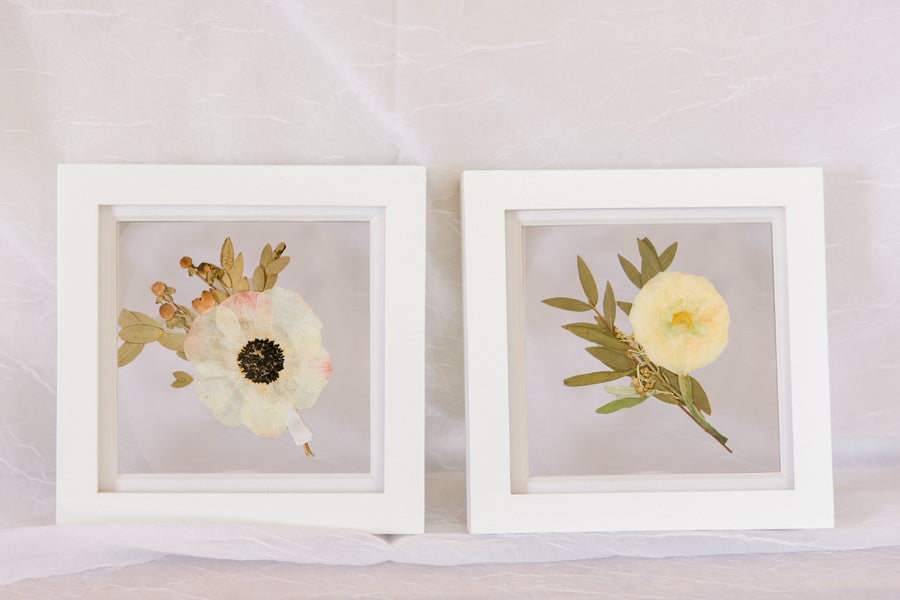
[{"left": 237, "top": 338, "right": 285, "bottom": 384}]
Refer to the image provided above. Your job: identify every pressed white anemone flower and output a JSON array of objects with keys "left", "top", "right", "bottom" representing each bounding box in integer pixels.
[
  {"left": 628, "top": 271, "right": 729, "bottom": 376},
  {"left": 183, "top": 287, "right": 331, "bottom": 445}
]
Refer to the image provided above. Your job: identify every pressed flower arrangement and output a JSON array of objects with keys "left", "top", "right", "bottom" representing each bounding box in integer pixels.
[
  {"left": 543, "top": 237, "right": 731, "bottom": 451},
  {"left": 117, "top": 237, "right": 331, "bottom": 457}
]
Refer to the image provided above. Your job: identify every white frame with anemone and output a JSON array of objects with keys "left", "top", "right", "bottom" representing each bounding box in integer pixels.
[
  {"left": 57, "top": 164, "right": 425, "bottom": 533},
  {"left": 462, "top": 168, "right": 832, "bottom": 534}
]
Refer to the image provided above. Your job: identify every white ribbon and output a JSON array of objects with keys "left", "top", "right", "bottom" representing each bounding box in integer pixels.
[{"left": 282, "top": 402, "right": 313, "bottom": 447}]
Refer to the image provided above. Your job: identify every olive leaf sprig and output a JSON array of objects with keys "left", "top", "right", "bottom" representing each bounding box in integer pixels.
[
  {"left": 543, "top": 238, "right": 731, "bottom": 453},
  {"left": 117, "top": 237, "right": 291, "bottom": 390}
]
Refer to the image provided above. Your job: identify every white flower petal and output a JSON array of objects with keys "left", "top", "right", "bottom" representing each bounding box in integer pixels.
[
  {"left": 192, "top": 375, "right": 243, "bottom": 427},
  {"left": 183, "top": 287, "right": 331, "bottom": 440},
  {"left": 239, "top": 383, "right": 287, "bottom": 438}
]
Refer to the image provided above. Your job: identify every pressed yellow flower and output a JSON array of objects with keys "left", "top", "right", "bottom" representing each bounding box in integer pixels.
[
  {"left": 183, "top": 287, "right": 331, "bottom": 441},
  {"left": 628, "top": 271, "right": 729, "bottom": 375}
]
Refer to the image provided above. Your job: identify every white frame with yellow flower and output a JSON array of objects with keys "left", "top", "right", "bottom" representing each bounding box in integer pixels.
[
  {"left": 462, "top": 168, "right": 832, "bottom": 534},
  {"left": 57, "top": 164, "right": 425, "bottom": 533}
]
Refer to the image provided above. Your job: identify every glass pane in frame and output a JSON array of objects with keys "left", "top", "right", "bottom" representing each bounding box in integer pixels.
[
  {"left": 100, "top": 205, "right": 385, "bottom": 493},
  {"left": 506, "top": 207, "right": 793, "bottom": 494}
]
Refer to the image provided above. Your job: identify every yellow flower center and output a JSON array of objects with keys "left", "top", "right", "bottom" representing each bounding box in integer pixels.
[{"left": 671, "top": 310, "right": 693, "bottom": 328}]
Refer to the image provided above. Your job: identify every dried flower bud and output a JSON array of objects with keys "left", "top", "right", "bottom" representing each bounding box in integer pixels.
[
  {"left": 192, "top": 290, "right": 216, "bottom": 314},
  {"left": 180, "top": 256, "right": 193, "bottom": 269},
  {"left": 159, "top": 303, "right": 176, "bottom": 320},
  {"left": 197, "top": 262, "right": 212, "bottom": 275},
  {"left": 150, "top": 281, "right": 166, "bottom": 296}
]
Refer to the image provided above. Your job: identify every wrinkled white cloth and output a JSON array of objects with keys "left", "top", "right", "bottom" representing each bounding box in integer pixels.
[{"left": 2, "top": 0, "right": 900, "bottom": 594}]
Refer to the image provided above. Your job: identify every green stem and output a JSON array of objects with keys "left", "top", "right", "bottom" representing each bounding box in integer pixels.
[{"left": 678, "top": 374, "right": 731, "bottom": 452}]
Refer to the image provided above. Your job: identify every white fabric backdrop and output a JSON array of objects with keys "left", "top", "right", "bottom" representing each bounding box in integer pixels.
[{"left": 2, "top": 0, "right": 899, "bottom": 595}]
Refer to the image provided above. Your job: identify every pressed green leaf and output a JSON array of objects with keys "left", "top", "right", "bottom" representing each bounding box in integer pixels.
[
  {"left": 602, "top": 281, "right": 616, "bottom": 328},
  {"left": 655, "top": 393, "right": 680, "bottom": 405},
  {"left": 616, "top": 301, "right": 632, "bottom": 315},
  {"left": 617, "top": 254, "right": 642, "bottom": 288},
  {"left": 638, "top": 238, "right": 661, "bottom": 284},
  {"left": 228, "top": 252, "right": 244, "bottom": 284},
  {"left": 118, "top": 309, "right": 140, "bottom": 328},
  {"left": 235, "top": 276, "right": 250, "bottom": 292},
  {"left": 210, "top": 288, "right": 227, "bottom": 304},
  {"left": 542, "top": 297, "right": 593, "bottom": 312},
  {"left": 251, "top": 265, "right": 266, "bottom": 292},
  {"left": 576, "top": 256, "right": 598, "bottom": 306},
  {"left": 274, "top": 241, "right": 286, "bottom": 258},
  {"left": 562, "top": 323, "right": 627, "bottom": 349},
  {"left": 596, "top": 396, "right": 647, "bottom": 414},
  {"left": 658, "top": 242, "right": 678, "bottom": 271},
  {"left": 119, "top": 324, "right": 164, "bottom": 344},
  {"left": 690, "top": 376, "right": 711, "bottom": 415},
  {"left": 220, "top": 237, "right": 234, "bottom": 271},
  {"left": 263, "top": 273, "right": 278, "bottom": 291},
  {"left": 563, "top": 370, "right": 632, "bottom": 387},
  {"left": 260, "top": 243, "right": 274, "bottom": 268},
  {"left": 176, "top": 350, "right": 187, "bottom": 361},
  {"left": 118, "top": 309, "right": 160, "bottom": 329},
  {"left": 164, "top": 315, "right": 186, "bottom": 331},
  {"left": 585, "top": 346, "right": 638, "bottom": 371},
  {"left": 171, "top": 371, "right": 193, "bottom": 388},
  {"left": 265, "top": 255, "right": 290, "bottom": 276},
  {"left": 661, "top": 367, "right": 681, "bottom": 391},
  {"left": 117, "top": 342, "right": 143, "bottom": 367},
  {"left": 158, "top": 332, "right": 186, "bottom": 352},
  {"left": 641, "top": 237, "right": 659, "bottom": 256}
]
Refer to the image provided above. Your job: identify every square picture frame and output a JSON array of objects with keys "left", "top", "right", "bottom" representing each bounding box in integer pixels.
[
  {"left": 57, "top": 164, "right": 425, "bottom": 534},
  {"left": 462, "top": 168, "right": 832, "bottom": 534}
]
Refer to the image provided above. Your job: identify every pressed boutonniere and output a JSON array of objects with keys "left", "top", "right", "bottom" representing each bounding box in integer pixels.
[
  {"left": 117, "top": 237, "right": 332, "bottom": 456},
  {"left": 543, "top": 238, "right": 732, "bottom": 452}
]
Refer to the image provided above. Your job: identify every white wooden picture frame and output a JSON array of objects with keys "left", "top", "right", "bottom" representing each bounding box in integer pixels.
[
  {"left": 462, "top": 168, "right": 832, "bottom": 534},
  {"left": 58, "top": 164, "right": 425, "bottom": 533}
]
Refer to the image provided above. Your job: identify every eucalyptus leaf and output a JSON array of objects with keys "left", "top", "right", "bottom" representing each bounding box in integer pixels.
[
  {"left": 542, "top": 297, "right": 593, "bottom": 312},
  {"left": 251, "top": 265, "right": 266, "bottom": 292},
  {"left": 117, "top": 342, "right": 143, "bottom": 367},
  {"left": 616, "top": 301, "right": 632, "bottom": 315},
  {"left": 602, "top": 281, "right": 616, "bottom": 328},
  {"left": 576, "top": 256, "right": 598, "bottom": 306},
  {"left": 596, "top": 396, "right": 646, "bottom": 414},
  {"left": 563, "top": 370, "right": 632, "bottom": 387},
  {"left": 265, "top": 256, "right": 290, "bottom": 276},
  {"left": 561, "top": 323, "right": 627, "bottom": 349},
  {"left": 585, "top": 346, "right": 638, "bottom": 371},
  {"left": 617, "top": 254, "right": 643, "bottom": 289},
  {"left": 220, "top": 237, "right": 234, "bottom": 271},
  {"left": 260, "top": 243, "right": 273, "bottom": 268},
  {"left": 171, "top": 370, "right": 193, "bottom": 388},
  {"left": 690, "top": 376, "right": 711, "bottom": 415},
  {"left": 659, "top": 242, "right": 678, "bottom": 271},
  {"left": 158, "top": 332, "right": 186, "bottom": 352},
  {"left": 119, "top": 324, "right": 164, "bottom": 344}
]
